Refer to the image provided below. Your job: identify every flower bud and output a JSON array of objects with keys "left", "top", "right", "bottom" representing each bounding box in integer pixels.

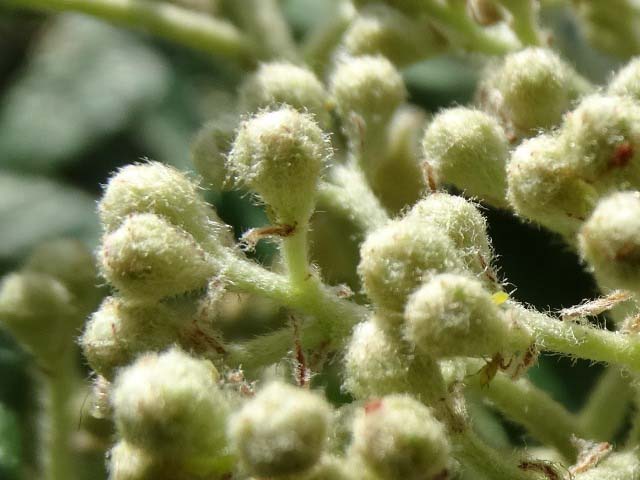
[
  {"left": 190, "top": 121, "right": 233, "bottom": 192},
  {"left": 99, "top": 213, "right": 214, "bottom": 301},
  {"left": 579, "top": 192, "right": 640, "bottom": 292},
  {"left": 608, "top": 57, "right": 640, "bottom": 101},
  {"left": 477, "top": 48, "right": 591, "bottom": 136},
  {"left": 404, "top": 273, "right": 514, "bottom": 358},
  {"left": 358, "top": 218, "right": 465, "bottom": 315},
  {"left": 560, "top": 94, "right": 640, "bottom": 191},
  {"left": 99, "top": 162, "right": 232, "bottom": 247},
  {"left": 80, "top": 297, "right": 183, "bottom": 379},
  {"left": 112, "top": 347, "right": 228, "bottom": 457},
  {"left": 422, "top": 108, "right": 509, "bottom": 206},
  {"left": 342, "top": 5, "right": 441, "bottom": 66},
  {"left": 228, "top": 107, "right": 330, "bottom": 225},
  {"left": 239, "top": 62, "right": 330, "bottom": 127},
  {"left": 350, "top": 395, "right": 450, "bottom": 480},
  {"left": 343, "top": 319, "right": 411, "bottom": 399},
  {"left": 506, "top": 134, "right": 597, "bottom": 237},
  {"left": 297, "top": 456, "right": 354, "bottom": 480},
  {"left": 405, "top": 193, "right": 495, "bottom": 281},
  {"left": 230, "top": 381, "right": 331, "bottom": 477},
  {"left": 108, "top": 441, "right": 159, "bottom": 480},
  {"left": 0, "top": 272, "right": 76, "bottom": 364},
  {"left": 329, "top": 55, "right": 406, "bottom": 141}
]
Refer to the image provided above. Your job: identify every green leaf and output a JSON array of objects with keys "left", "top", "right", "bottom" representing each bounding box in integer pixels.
[
  {"left": 0, "top": 171, "right": 99, "bottom": 260},
  {"left": 0, "top": 14, "right": 170, "bottom": 172}
]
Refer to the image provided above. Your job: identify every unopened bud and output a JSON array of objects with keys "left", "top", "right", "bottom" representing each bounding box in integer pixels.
[
  {"left": 230, "top": 381, "right": 331, "bottom": 477},
  {"left": 99, "top": 213, "right": 214, "bottom": 301},
  {"left": 579, "top": 192, "right": 640, "bottom": 293},
  {"left": 422, "top": 108, "right": 509, "bottom": 206},
  {"left": 239, "top": 62, "right": 330, "bottom": 127},
  {"left": 351, "top": 395, "right": 450, "bottom": 480},
  {"left": 228, "top": 106, "right": 331, "bottom": 225},
  {"left": 112, "top": 347, "right": 228, "bottom": 457}
]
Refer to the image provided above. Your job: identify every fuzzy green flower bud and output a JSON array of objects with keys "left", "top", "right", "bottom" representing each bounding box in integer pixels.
[
  {"left": 239, "top": 62, "right": 330, "bottom": 127},
  {"left": 80, "top": 297, "right": 183, "bottom": 379},
  {"left": 608, "top": 57, "right": 640, "bottom": 101},
  {"left": 405, "top": 193, "right": 495, "bottom": 281},
  {"left": 404, "top": 273, "right": 517, "bottom": 358},
  {"left": 329, "top": 55, "right": 406, "bottom": 141},
  {"left": 190, "top": 121, "right": 233, "bottom": 192},
  {"left": 358, "top": 218, "right": 465, "bottom": 315},
  {"left": 108, "top": 441, "right": 160, "bottom": 480},
  {"left": 99, "top": 213, "right": 215, "bottom": 301},
  {"left": 230, "top": 381, "right": 331, "bottom": 477},
  {"left": 342, "top": 4, "right": 441, "bottom": 66},
  {"left": 478, "top": 48, "right": 591, "bottom": 136},
  {"left": 422, "top": 108, "right": 509, "bottom": 206},
  {"left": 228, "top": 106, "right": 331, "bottom": 225},
  {"left": 579, "top": 191, "right": 640, "bottom": 292},
  {"left": 99, "top": 162, "right": 232, "bottom": 247},
  {"left": 350, "top": 394, "right": 450, "bottom": 480},
  {"left": 343, "top": 319, "right": 411, "bottom": 399},
  {"left": 296, "top": 456, "right": 354, "bottom": 480},
  {"left": 560, "top": 94, "right": 640, "bottom": 191},
  {"left": 112, "top": 347, "right": 228, "bottom": 457},
  {"left": 506, "top": 134, "right": 597, "bottom": 237},
  {"left": 0, "top": 272, "right": 76, "bottom": 364}
]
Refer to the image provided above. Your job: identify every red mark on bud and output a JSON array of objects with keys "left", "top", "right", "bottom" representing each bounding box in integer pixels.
[
  {"left": 364, "top": 399, "right": 383, "bottom": 414},
  {"left": 610, "top": 142, "right": 634, "bottom": 169}
]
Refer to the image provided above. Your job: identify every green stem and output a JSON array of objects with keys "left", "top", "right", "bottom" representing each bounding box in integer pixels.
[
  {"left": 454, "top": 430, "right": 542, "bottom": 480},
  {"left": 625, "top": 373, "right": 640, "bottom": 448},
  {"left": 499, "top": 0, "right": 544, "bottom": 46},
  {"left": 226, "top": 318, "right": 325, "bottom": 370},
  {"left": 466, "top": 363, "right": 582, "bottom": 460},
  {"left": 317, "top": 164, "right": 390, "bottom": 234},
  {"left": 38, "top": 353, "right": 75, "bottom": 480},
  {"left": 421, "top": 1, "right": 517, "bottom": 54},
  {"left": 579, "top": 366, "right": 632, "bottom": 441},
  {"left": 282, "top": 225, "right": 311, "bottom": 289},
  {"left": 217, "top": 250, "right": 369, "bottom": 367},
  {"left": 221, "top": 0, "right": 298, "bottom": 61},
  {"left": 513, "top": 304, "right": 640, "bottom": 371},
  {"left": 302, "top": 0, "right": 355, "bottom": 73},
  {"left": 5, "top": 0, "right": 255, "bottom": 65}
]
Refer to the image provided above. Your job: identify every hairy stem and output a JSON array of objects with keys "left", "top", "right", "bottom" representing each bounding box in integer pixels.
[
  {"left": 455, "top": 430, "right": 541, "bottom": 480},
  {"left": 421, "top": 0, "right": 517, "bottom": 54},
  {"left": 5, "top": 0, "right": 255, "bottom": 64},
  {"left": 317, "top": 164, "right": 390, "bottom": 234},
  {"left": 38, "top": 353, "right": 75, "bottom": 480},
  {"left": 302, "top": 0, "right": 355, "bottom": 73},
  {"left": 466, "top": 364, "right": 582, "bottom": 460},
  {"left": 579, "top": 366, "right": 632, "bottom": 441},
  {"left": 282, "top": 226, "right": 311, "bottom": 289},
  {"left": 221, "top": 0, "right": 298, "bottom": 61},
  {"left": 513, "top": 304, "right": 640, "bottom": 371}
]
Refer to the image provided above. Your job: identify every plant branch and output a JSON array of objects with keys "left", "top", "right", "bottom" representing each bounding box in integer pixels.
[
  {"left": 466, "top": 362, "right": 583, "bottom": 460},
  {"left": 317, "top": 164, "right": 390, "bottom": 234},
  {"left": 513, "top": 304, "right": 640, "bottom": 371},
  {"left": 5, "top": 0, "right": 255, "bottom": 65},
  {"left": 578, "top": 366, "right": 632, "bottom": 441}
]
